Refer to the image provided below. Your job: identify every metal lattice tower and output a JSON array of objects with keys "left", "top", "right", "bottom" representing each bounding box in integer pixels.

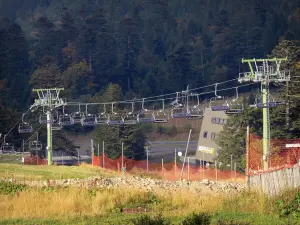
[
  {"left": 238, "top": 58, "right": 290, "bottom": 170},
  {"left": 30, "top": 88, "right": 65, "bottom": 165}
]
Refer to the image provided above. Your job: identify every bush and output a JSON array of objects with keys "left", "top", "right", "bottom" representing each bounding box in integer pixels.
[
  {"left": 131, "top": 213, "right": 171, "bottom": 225},
  {"left": 167, "top": 125, "right": 178, "bottom": 137},
  {"left": 180, "top": 212, "right": 211, "bottom": 225},
  {"left": 276, "top": 192, "right": 300, "bottom": 218},
  {"left": 0, "top": 181, "right": 27, "bottom": 195}
]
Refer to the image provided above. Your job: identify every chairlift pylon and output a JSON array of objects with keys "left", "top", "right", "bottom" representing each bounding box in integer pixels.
[
  {"left": 153, "top": 99, "right": 169, "bottom": 123},
  {"left": 137, "top": 98, "right": 155, "bottom": 123},
  {"left": 18, "top": 113, "right": 33, "bottom": 133},
  {"left": 209, "top": 83, "right": 230, "bottom": 111}
]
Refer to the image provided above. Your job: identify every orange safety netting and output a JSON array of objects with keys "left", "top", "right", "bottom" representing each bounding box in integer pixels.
[
  {"left": 24, "top": 155, "right": 47, "bottom": 165},
  {"left": 92, "top": 155, "right": 244, "bottom": 182},
  {"left": 248, "top": 134, "right": 300, "bottom": 175}
]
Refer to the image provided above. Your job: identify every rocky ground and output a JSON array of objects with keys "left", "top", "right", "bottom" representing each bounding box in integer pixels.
[{"left": 3, "top": 175, "right": 246, "bottom": 194}]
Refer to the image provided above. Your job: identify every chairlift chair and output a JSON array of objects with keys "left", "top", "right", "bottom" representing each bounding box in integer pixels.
[
  {"left": 209, "top": 83, "right": 230, "bottom": 111},
  {"left": 39, "top": 114, "right": 48, "bottom": 124},
  {"left": 153, "top": 99, "right": 169, "bottom": 123},
  {"left": 171, "top": 92, "right": 190, "bottom": 118},
  {"left": 187, "top": 94, "right": 204, "bottom": 119},
  {"left": 137, "top": 99, "right": 155, "bottom": 123},
  {"left": 59, "top": 105, "right": 74, "bottom": 126},
  {"left": 18, "top": 113, "right": 33, "bottom": 133},
  {"left": 29, "top": 133, "right": 42, "bottom": 151},
  {"left": 71, "top": 104, "right": 84, "bottom": 124},
  {"left": 122, "top": 102, "right": 138, "bottom": 125},
  {"left": 1, "top": 135, "right": 15, "bottom": 153},
  {"left": 107, "top": 103, "right": 124, "bottom": 125},
  {"left": 81, "top": 104, "right": 96, "bottom": 126},
  {"left": 95, "top": 104, "right": 109, "bottom": 125},
  {"left": 225, "top": 88, "right": 244, "bottom": 114},
  {"left": 250, "top": 95, "right": 277, "bottom": 109}
]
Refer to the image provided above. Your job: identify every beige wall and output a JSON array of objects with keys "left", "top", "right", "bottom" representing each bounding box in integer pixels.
[{"left": 195, "top": 108, "right": 228, "bottom": 162}]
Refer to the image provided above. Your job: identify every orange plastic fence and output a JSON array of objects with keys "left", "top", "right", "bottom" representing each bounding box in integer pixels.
[
  {"left": 248, "top": 134, "right": 300, "bottom": 175},
  {"left": 92, "top": 155, "right": 244, "bottom": 182},
  {"left": 24, "top": 155, "right": 47, "bottom": 165}
]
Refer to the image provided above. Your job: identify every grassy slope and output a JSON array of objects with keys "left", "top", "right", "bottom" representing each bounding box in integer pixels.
[{"left": 0, "top": 163, "right": 118, "bottom": 180}]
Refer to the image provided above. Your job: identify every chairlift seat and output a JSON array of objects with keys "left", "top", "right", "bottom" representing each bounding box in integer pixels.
[
  {"left": 59, "top": 114, "right": 74, "bottom": 126},
  {"left": 187, "top": 107, "right": 204, "bottom": 120},
  {"left": 39, "top": 115, "right": 49, "bottom": 124},
  {"left": 71, "top": 112, "right": 84, "bottom": 124},
  {"left": 172, "top": 107, "right": 190, "bottom": 118},
  {"left": 107, "top": 113, "right": 124, "bottom": 125},
  {"left": 137, "top": 111, "right": 154, "bottom": 123},
  {"left": 81, "top": 114, "right": 96, "bottom": 126},
  {"left": 256, "top": 102, "right": 277, "bottom": 108},
  {"left": 153, "top": 110, "right": 169, "bottom": 123},
  {"left": 52, "top": 123, "right": 62, "bottom": 131},
  {"left": 225, "top": 109, "right": 244, "bottom": 114},
  {"left": 95, "top": 113, "right": 109, "bottom": 125},
  {"left": 18, "top": 123, "right": 33, "bottom": 133},
  {"left": 29, "top": 141, "right": 42, "bottom": 151},
  {"left": 210, "top": 105, "right": 230, "bottom": 111},
  {"left": 1, "top": 143, "right": 14, "bottom": 153},
  {"left": 123, "top": 113, "right": 138, "bottom": 125}
]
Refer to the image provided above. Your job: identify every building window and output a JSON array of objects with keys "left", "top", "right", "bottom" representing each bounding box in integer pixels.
[
  {"left": 203, "top": 131, "right": 208, "bottom": 138},
  {"left": 211, "top": 117, "right": 227, "bottom": 125},
  {"left": 211, "top": 132, "right": 216, "bottom": 139}
]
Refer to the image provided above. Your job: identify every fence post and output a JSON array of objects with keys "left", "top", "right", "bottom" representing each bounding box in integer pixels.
[
  {"left": 234, "top": 162, "right": 237, "bottom": 183},
  {"left": 215, "top": 160, "right": 218, "bottom": 182},
  {"left": 97, "top": 143, "right": 100, "bottom": 167},
  {"left": 162, "top": 159, "right": 164, "bottom": 181},
  {"left": 175, "top": 148, "right": 177, "bottom": 179},
  {"left": 188, "top": 157, "right": 190, "bottom": 181},
  {"left": 102, "top": 141, "right": 105, "bottom": 168}
]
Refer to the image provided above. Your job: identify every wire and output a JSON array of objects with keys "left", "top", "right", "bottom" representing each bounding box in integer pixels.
[
  {"left": 19, "top": 125, "right": 44, "bottom": 152},
  {"left": 0, "top": 108, "right": 31, "bottom": 145}
]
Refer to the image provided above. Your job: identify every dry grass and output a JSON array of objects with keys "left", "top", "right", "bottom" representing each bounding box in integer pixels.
[{"left": 0, "top": 184, "right": 269, "bottom": 220}]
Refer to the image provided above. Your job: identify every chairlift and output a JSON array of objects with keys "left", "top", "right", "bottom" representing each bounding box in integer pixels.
[
  {"left": 59, "top": 105, "right": 74, "bottom": 126},
  {"left": 250, "top": 95, "right": 277, "bottom": 109},
  {"left": 29, "top": 133, "right": 42, "bottom": 151},
  {"left": 108, "top": 102, "right": 124, "bottom": 125},
  {"left": 122, "top": 102, "right": 138, "bottom": 125},
  {"left": 153, "top": 99, "right": 169, "bottom": 123},
  {"left": 0, "top": 135, "right": 14, "bottom": 153},
  {"left": 39, "top": 114, "right": 48, "bottom": 124},
  {"left": 225, "top": 88, "right": 244, "bottom": 114},
  {"left": 137, "top": 98, "right": 155, "bottom": 123},
  {"left": 172, "top": 92, "right": 191, "bottom": 118},
  {"left": 210, "top": 83, "right": 230, "bottom": 111},
  {"left": 52, "top": 112, "right": 62, "bottom": 131},
  {"left": 81, "top": 104, "right": 96, "bottom": 126},
  {"left": 71, "top": 104, "right": 85, "bottom": 124},
  {"left": 18, "top": 113, "right": 33, "bottom": 133},
  {"left": 187, "top": 94, "right": 204, "bottom": 119},
  {"left": 95, "top": 104, "right": 109, "bottom": 125}
]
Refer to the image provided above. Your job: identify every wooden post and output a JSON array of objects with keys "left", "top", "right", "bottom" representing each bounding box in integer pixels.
[
  {"left": 162, "top": 159, "right": 164, "bottom": 181},
  {"left": 187, "top": 157, "right": 190, "bottom": 181},
  {"left": 246, "top": 126, "right": 250, "bottom": 176}
]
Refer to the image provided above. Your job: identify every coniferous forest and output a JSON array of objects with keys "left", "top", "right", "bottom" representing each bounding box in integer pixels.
[{"left": 0, "top": 0, "right": 300, "bottom": 161}]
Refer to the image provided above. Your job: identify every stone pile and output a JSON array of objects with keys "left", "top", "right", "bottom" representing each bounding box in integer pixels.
[{"left": 3, "top": 176, "right": 245, "bottom": 194}]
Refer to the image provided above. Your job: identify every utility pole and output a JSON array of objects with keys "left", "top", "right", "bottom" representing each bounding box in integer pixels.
[
  {"left": 238, "top": 58, "right": 290, "bottom": 170},
  {"left": 30, "top": 88, "right": 64, "bottom": 166}
]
